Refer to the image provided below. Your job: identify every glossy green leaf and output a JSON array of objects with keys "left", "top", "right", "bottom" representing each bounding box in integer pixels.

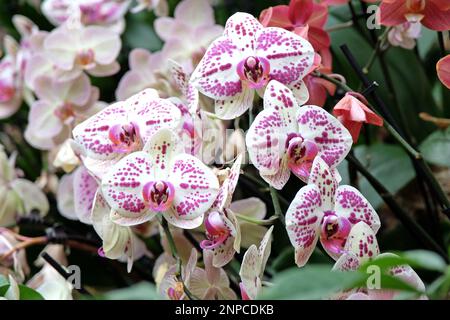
[
  {"left": 419, "top": 127, "right": 450, "bottom": 167},
  {"left": 99, "top": 282, "right": 160, "bottom": 300}
]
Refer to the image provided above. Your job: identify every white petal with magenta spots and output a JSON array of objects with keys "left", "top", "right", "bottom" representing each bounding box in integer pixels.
[{"left": 307, "top": 157, "right": 338, "bottom": 211}]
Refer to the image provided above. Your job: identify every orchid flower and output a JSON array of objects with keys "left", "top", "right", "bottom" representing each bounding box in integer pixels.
[
  {"left": 246, "top": 80, "right": 353, "bottom": 189},
  {"left": 131, "top": 0, "right": 168, "bottom": 16},
  {"left": 0, "top": 145, "right": 49, "bottom": 227},
  {"left": 188, "top": 250, "right": 237, "bottom": 300},
  {"left": 387, "top": 21, "right": 422, "bottom": 49},
  {"left": 56, "top": 165, "right": 98, "bottom": 224},
  {"left": 101, "top": 128, "right": 219, "bottom": 228},
  {"left": 53, "top": 139, "right": 81, "bottom": 173},
  {"left": 159, "top": 248, "right": 198, "bottom": 300},
  {"left": 25, "top": 74, "right": 99, "bottom": 150},
  {"left": 0, "top": 37, "right": 22, "bottom": 119},
  {"left": 42, "top": 0, "right": 130, "bottom": 33},
  {"left": 44, "top": 21, "right": 121, "bottom": 77},
  {"left": 333, "top": 222, "right": 427, "bottom": 300},
  {"left": 200, "top": 155, "right": 242, "bottom": 267},
  {"left": 155, "top": 0, "right": 224, "bottom": 74},
  {"left": 239, "top": 226, "right": 273, "bottom": 300},
  {"left": 380, "top": 0, "right": 450, "bottom": 31},
  {"left": 190, "top": 12, "right": 315, "bottom": 120},
  {"left": 0, "top": 229, "right": 30, "bottom": 282},
  {"left": 91, "top": 190, "right": 151, "bottom": 272},
  {"left": 437, "top": 54, "right": 450, "bottom": 90},
  {"left": 285, "top": 157, "right": 381, "bottom": 267},
  {"left": 27, "top": 245, "right": 73, "bottom": 300},
  {"left": 332, "top": 92, "right": 384, "bottom": 143},
  {"left": 72, "top": 89, "right": 182, "bottom": 179}
]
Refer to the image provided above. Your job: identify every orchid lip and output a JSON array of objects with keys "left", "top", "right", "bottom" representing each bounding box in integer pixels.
[
  {"left": 320, "top": 212, "right": 352, "bottom": 255},
  {"left": 237, "top": 56, "right": 271, "bottom": 89},
  {"left": 286, "top": 134, "right": 319, "bottom": 180},
  {"left": 108, "top": 122, "right": 141, "bottom": 153},
  {"left": 167, "top": 282, "right": 184, "bottom": 300},
  {"left": 0, "top": 81, "right": 15, "bottom": 102},
  {"left": 200, "top": 211, "right": 231, "bottom": 250},
  {"left": 142, "top": 180, "right": 175, "bottom": 212},
  {"left": 76, "top": 48, "right": 95, "bottom": 67}
]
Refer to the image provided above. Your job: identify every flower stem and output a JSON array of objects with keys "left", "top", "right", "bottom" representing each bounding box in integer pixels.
[
  {"left": 269, "top": 186, "right": 285, "bottom": 227},
  {"left": 234, "top": 213, "right": 278, "bottom": 226},
  {"left": 158, "top": 216, "right": 198, "bottom": 300}
]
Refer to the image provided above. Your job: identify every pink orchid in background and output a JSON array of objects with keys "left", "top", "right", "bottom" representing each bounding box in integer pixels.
[
  {"left": 42, "top": 0, "right": 131, "bottom": 33},
  {"left": 285, "top": 157, "right": 381, "bottom": 267},
  {"left": 260, "top": 0, "right": 331, "bottom": 53},
  {"left": 0, "top": 37, "right": 22, "bottom": 119},
  {"left": 72, "top": 89, "right": 182, "bottom": 179},
  {"left": 155, "top": 0, "right": 224, "bottom": 74},
  {"left": 200, "top": 155, "right": 242, "bottom": 267},
  {"left": 246, "top": 80, "right": 353, "bottom": 189},
  {"left": 387, "top": 21, "right": 422, "bottom": 49},
  {"left": 91, "top": 190, "right": 152, "bottom": 272},
  {"left": 56, "top": 165, "right": 98, "bottom": 224},
  {"left": 0, "top": 145, "right": 49, "bottom": 227},
  {"left": 437, "top": 54, "right": 450, "bottom": 89},
  {"left": 333, "top": 222, "right": 427, "bottom": 300},
  {"left": 188, "top": 250, "right": 237, "bottom": 300},
  {"left": 304, "top": 51, "right": 337, "bottom": 107},
  {"left": 53, "top": 139, "right": 82, "bottom": 172},
  {"left": 239, "top": 226, "right": 273, "bottom": 300},
  {"left": 191, "top": 12, "right": 315, "bottom": 120},
  {"left": 332, "top": 92, "right": 384, "bottom": 143},
  {"left": 317, "top": 0, "right": 378, "bottom": 5},
  {"left": 101, "top": 128, "right": 219, "bottom": 229},
  {"left": 0, "top": 229, "right": 30, "bottom": 282},
  {"left": 25, "top": 73, "right": 99, "bottom": 150},
  {"left": 115, "top": 48, "right": 175, "bottom": 101},
  {"left": 380, "top": 0, "right": 450, "bottom": 31},
  {"left": 44, "top": 22, "right": 121, "bottom": 77},
  {"left": 131, "top": 0, "right": 168, "bottom": 16}
]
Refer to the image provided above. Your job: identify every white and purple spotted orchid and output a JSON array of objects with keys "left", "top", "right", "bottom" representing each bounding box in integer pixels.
[
  {"left": 190, "top": 12, "right": 315, "bottom": 120},
  {"left": 239, "top": 226, "right": 273, "bottom": 300},
  {"left": 246, "top": 80, "right": 352, "bottom": 189},
  {"left": 56, "top": 165, "right": 98, "bottom": 224},
  {"left": 91, "top": 190, "right": 151, "bottom": 272},
  {"left": 285, "top": 157, "right": 380, "bottom": 267},
  {"left": 332, "top": 222, "right": 427, "bottom": 300},
  {"left": 72, "top": 89, "right": 182, "bottom": 179},
  {"left": 200, "top": 155, "right": 242, "bottom": 267},
  {"left": 101, "top": 128, "right": 219, "bottom": 229}
]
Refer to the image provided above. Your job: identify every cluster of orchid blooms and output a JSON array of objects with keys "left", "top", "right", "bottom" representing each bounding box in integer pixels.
[{"left": 0, "top": 0, "right": 449, "bottom": 300}]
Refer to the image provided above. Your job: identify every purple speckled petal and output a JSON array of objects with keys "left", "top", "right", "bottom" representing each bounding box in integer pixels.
[
  {"left": 332, "top": 252, "right": 361, "bottom": 272},
  {"left": 214, "top": 87, "right": 254, "bottom": 120},
  {"left": 101, "top": 151, "right": 156, "bottom": 222},
  {"left": 246, "top": 107, "right": 290, "bottom": 176},
  {"left": 190, "top": 36, "right": 243, "bottom": 100},
  {"left": 167, "top": 154, "right": 219, "bottom": 227},
  {"left": 143, "top": 128, "right": 177, "bottom": 181},
  {"left": 285, "top": 184, "right": 323, "bottom": 267},
  {"left": 73, "top": 165, "right": 98, "bottom": 224},
  {"left": 335, "top": 185, "right": 381, "bottom": 233},
  {"left": 307, "top": 157, "right": 338, "bottom": 211},
  {"left": 169, "top": 59, "right": 199, "bottom": 114},
  {"left": 255, "top": 27, "right": 314, "bottom": 86},
  {"left": 288, "top": 79, "right": 309, "bottom": 105},
  {"left": 212, "top": 154, "right": 242, "bottom": 210},
  {"left": 223, "top": 12, "right": 262, "bottom": 53},
  {"left": 340, "top": 221, "right": 380, "bottom": 264},
  {"left": 297, "top": 105, "right": 353, "bottom": 169},
  {"left": 260, "top": 155, "right": 291, "bottom": 190},
  {"left": 263, "top": 80, "right": 298, "bottom": 133}
]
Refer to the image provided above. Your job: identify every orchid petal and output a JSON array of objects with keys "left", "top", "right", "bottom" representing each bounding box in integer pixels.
[
  {"left": 307, "top": 157, "right": 338, "bottom": 210},
  {"left": 212, "top": 154, "right": 242, "bottom": 210},
  {"left": 215, "top": 88, "right": 254, "bottom": 120},
  {"left": 73, "top": 166, "right": 97, "bottom": 224},
  {"left": 260, "top": 155, "right": 291, "bottom": 190},
  {"left": 239, "top": 244, "right": 260, "bottom": 300},
  {"left": 224, "top": 12, "right": 262, "bottom": 51}
]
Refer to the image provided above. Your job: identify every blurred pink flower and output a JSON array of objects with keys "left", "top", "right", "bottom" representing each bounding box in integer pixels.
[
  {"left": 387, "top": 21, "right": 422, "bottom": 49},
  {"left": 42, "top": 0, "right": 130, "bottom": 33},
  {"left": 25, "top": 74, "right": 99, "bottom": 150},
  {"left": 131, "top": 0, "right": 168, "bottom": 16},
  {"left": 0, "top": 38, "right": 22, "bottom": 119},
  {"left": 285, "top": 157, "right": 380, "bottom": 267},
  {"left": 437, "top": 54, "right": 450, "bottom": 89},
  {"left": 246, "top": 81, "right": 352, "bottom": 189},
  {"left": 155, "top": 0, "right": 223, "bottom": 73},
  {"left": 191, "top": 12, "right": 314, "bottom": 120}
]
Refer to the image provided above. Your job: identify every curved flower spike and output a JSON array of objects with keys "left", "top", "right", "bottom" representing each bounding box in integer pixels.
[
  {"left": 246, "top": 80, "right": 352, "bottom": 189},
  {"left": 190, "top": 12, "right": 314, "bottom": 120},
  {"left": 239, "top": 226, "right": 274, "bottom": 300},
  {"left": 101, "top": 128, "right": 219, "bottom": 229},
  {"left": 285, "top": 157, "right": 380, "bottom": 267},
  {"left": 72, "top": 89, "right": 182, "bottom": 179}
]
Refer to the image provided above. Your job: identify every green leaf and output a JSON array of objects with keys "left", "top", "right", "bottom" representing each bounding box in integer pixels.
[
  {"left": 338, "top": 144, "right": 416, "bottom": 208},
  {"left": 0, "top": 284, "right": 44, "bottom": 300},
  {"left": 99, "top": 282, "right": 160, "bottom": 300},
  {"left": 258, "top": 265, "right": 363, "bottom": 300},
  {"left": 419, "top": 127, "right": 450, "bottom": 167}
]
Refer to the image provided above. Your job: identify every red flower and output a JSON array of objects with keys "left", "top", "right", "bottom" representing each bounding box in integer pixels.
[
  {"left": 260, "top": 0, "right": 330, "bottom": 52},
  {"left": 380, "top": 0, "right": 450, "bottom": 31},
  {"left": 437, "top": 54, "right": 450, "bottom": 90},
  {"left": 333, "top": 92, "right": 384, "bottom": 142}
]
